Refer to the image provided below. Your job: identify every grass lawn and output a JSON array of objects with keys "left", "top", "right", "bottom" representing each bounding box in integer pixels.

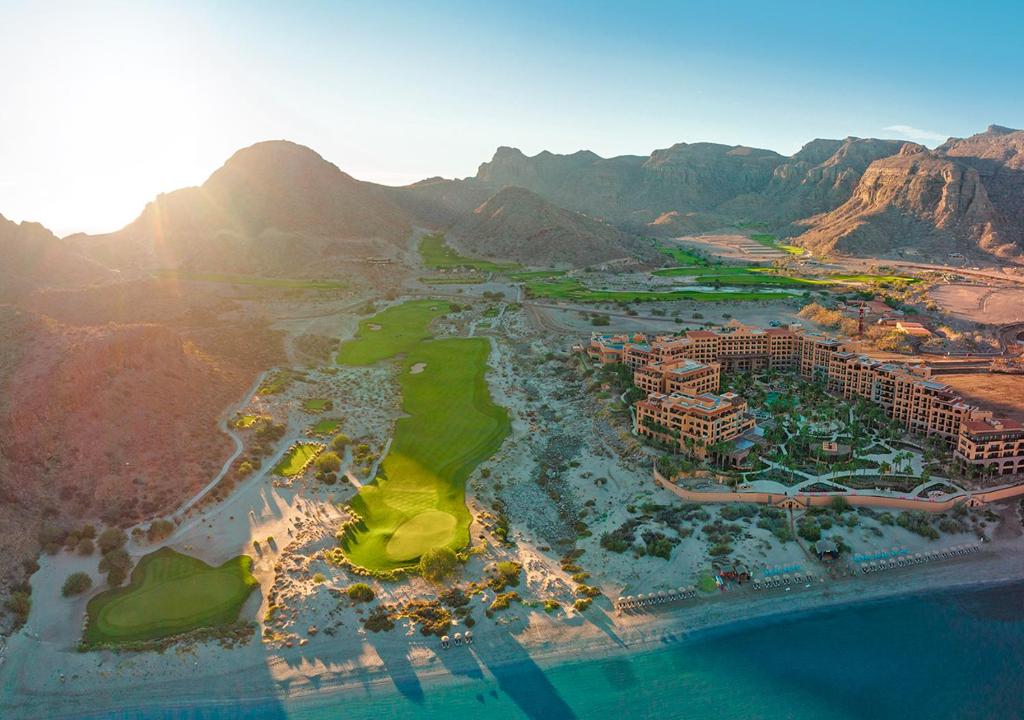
[
  {"left": 84, "top": 548, "right": 256, "bottom": 645},
  {"left": 274, "top": 442, "right": 322, "bottom": 476},
  {"left": 337, "top": 303, "right": 509, "bottom": 571},
  {"left": 336, "top": 299, "right": 453, "bottom": 366},
  {"left": 523, "top": 276, "right": 790, "bottom": 303},
  {"left": 302, "top": 398, "right": 331, "bottom": 412},
  {"left": 419, "top": 233, "right": 521, "bottom": 272},
  {"left": 154, "top": 269, "right": 346, "bottom": 290},
  {"left": 309, "top": 418, "right": 342, "bottom": 435}
]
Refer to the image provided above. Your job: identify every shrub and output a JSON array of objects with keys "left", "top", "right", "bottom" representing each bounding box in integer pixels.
[
  {"left": 97, "top": 527, "right": 127, "bottom": 555},
  {"left": 419, "top": 547, "right": 458, "bottom": 582},
  {"left": 542, "top": 599, "right": 561, "bottom": 613},
  {"left": 347, "top": 583, "right": 375, "bottom": 602},
  {"left": 4, "top": 591, "right": 31, "bottom": 621},
  {"left": 76, "top": 538, "right": 95, "bottom": 556},
  {"left": 313, "top": 572, "right": 326, "bottom": 583},
  {"left": 316, "top": 452, "right": 342, "bottom": 473},
  {"left": 488, "top": 591, "right": 520, "bottom": 613},
  {"left": 573, "top": 598, "right": 592, "bottom": 611},
  {"left": 99, "top": 548, "right": 133, "bottom": 587},
  {"left": 62, "top": 572, "right": 92, "bottom": 597},
  {"left": 145, "top": 519, "right": 175, "bottom": 543},
  {"left": 829, "top": 496, "right": 851, "bottom": 513},
  {"left": 364, "top": 605, "right": 395, "bottom": 632}
]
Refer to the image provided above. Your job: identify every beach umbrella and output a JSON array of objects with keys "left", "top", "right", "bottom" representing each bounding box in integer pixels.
[
  {"left": 657, "top": 591, "right": 667, "bottom": 603},
  {"left": 677, "top": 587, "right": 687, "bottom": 595}
]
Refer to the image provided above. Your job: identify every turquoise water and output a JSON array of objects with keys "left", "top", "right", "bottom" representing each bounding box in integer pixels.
[{"left": 87, "top": 581, "right": 1024, "bottom": 720}]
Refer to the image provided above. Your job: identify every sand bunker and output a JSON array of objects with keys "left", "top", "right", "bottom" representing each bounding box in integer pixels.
[{"left": 410, "top": 363, "right": 427, "bottom": 374}]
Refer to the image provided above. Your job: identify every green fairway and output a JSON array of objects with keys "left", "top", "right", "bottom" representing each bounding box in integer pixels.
[
  {"left": 154, "top": 269, "right": 346, "bottom": 290},
  {"left": 84, "top": 548, "right": 257, "bottom": 645},
  {"left": 523, "top": 276, "right": 790, "bottom": 302},
  {"left": 274, "top": 442, "right": 322, "bottom": 476},
  {"left": 336, "top": 302, "right": 509, "bottom": 571},
  {"left": 419, "top": 232, "right": 521, "bottom": 272},
  {"left": 336, "top": 299, "right": 452, "bottom": 366},
  {"left": 651, "top": 265, "right": 918, "bottom": 287}
]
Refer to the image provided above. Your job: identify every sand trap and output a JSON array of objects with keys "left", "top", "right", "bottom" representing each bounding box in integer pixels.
[
  {"left": 385, "top": 510, "right": 457, "bottom": 561},
  {"left": 410, "top": 362, "right": 427, "bottom": 374},
  {"left": 368, "top": 323, "right": 382, "bottom": 331}
]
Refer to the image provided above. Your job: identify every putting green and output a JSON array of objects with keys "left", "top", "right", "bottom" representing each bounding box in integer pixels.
[
  {"left": 84, "top": 548, "right": 257, "bottom": 645},
  {"left": 336, "top": 301, "right": 509, "bottom": 571},
  {"left": 386, "top": 510, "right": 457, "bottom": 561}
]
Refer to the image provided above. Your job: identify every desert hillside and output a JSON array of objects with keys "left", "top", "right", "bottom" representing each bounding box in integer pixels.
[
  {"left": 448, "top": 186, "right": 654, "bottom": 266},
  {"left": 71, "top": 140, "right": 413, "bottom": 273}
]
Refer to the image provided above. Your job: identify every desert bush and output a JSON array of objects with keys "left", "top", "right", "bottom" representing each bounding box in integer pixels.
[
  {"left": 62, "top": 572, "right": 92, "bottom": 597},
  {"left": 346, "top": 583, "right": 375, "bottom": 602},
  {"left": 419, "top": 547, "right": 458, "bottom": 582}
]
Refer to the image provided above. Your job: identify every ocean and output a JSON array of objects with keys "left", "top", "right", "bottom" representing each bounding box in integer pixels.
[{"left": 89, "top": 580, "right": 1024, "bottom": 720}]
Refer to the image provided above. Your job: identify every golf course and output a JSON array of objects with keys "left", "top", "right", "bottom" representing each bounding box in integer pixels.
[
  {"left": 84, "top": 548, "right": 257, "bottom": 645},
  {"left": 336, "top": 299, "right": 509, "bottom": 572}
]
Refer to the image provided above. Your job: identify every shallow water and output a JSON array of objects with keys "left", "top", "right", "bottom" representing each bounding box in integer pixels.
[{"left": 86, "top": 580, "right": 1024, "bottom": 720}]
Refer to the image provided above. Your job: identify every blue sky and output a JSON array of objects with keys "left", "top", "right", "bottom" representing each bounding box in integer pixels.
[{"left": 1, "top": 0, "right": 1021, "bottom": 234}]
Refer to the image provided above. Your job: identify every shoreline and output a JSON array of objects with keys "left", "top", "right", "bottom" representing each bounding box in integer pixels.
[{"left": 5, "top": 533, "right": 1023, "bottom": 720}]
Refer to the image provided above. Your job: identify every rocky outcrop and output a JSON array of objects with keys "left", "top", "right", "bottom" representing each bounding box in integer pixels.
[{"left": 794, "top": 134, "right": 1016, "bottom": 257}]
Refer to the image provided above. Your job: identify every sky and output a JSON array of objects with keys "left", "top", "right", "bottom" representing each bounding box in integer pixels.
[{"left": 1, "top": 0, "right": 1022, "bottom": 236}]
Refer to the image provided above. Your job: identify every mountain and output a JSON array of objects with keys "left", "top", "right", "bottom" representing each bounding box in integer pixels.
[
  {"left": 794, "top": 127, "right": 1024, "bottom": 257},
  {"left": 0, "top": 214, "right": 113, "bottom": 299},
  {"left": 72, "top": 140, "right": 413, "bottom": 273},
  {"left": 447, "top": 186, "right": 655, "bottom": 266}
]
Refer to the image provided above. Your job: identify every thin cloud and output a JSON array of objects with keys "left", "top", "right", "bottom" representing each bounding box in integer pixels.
[{"left": 883, "top": 125, "right": 949, "bottom": 143}]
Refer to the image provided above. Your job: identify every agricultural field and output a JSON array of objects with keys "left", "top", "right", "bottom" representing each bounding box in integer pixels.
[
  {"left": 336, "top": 302, "right": 509, "bottom": 571},
  {"left": 419, "top": 232, "right": 521, "bottom": 272},
  {"left": 522, "top": 276, "right": 791, "bottom": 303},
  {"left": 336, "top": 299, "right": 452, "bottom": 366},
  {"left": 84, "top": 548, "right": 257, "bottom": 645},
  {"left": 273, "top": 442, "right": 322, "bottom": 477}
]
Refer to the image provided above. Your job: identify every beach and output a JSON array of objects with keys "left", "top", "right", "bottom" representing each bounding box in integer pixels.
[{"left": 2, "top": 528, "right": 1023, "bottom": 720}]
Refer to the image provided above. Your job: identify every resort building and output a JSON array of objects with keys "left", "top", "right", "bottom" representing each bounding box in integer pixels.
[
  {"left": 635, "top": 390, "right": 756, "bottom": 462},
  {"left": 956, "top": 417, "right": 1024, "bottom": 477},
  {"left": 826, "top": 354, "right": 975, "bottom": 441},
  {"left": 588, "top": 322, "right": 1022, "bottom": 478},
  {"left": 633, "top": 359, "right": 721, "bottom": 396}
]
